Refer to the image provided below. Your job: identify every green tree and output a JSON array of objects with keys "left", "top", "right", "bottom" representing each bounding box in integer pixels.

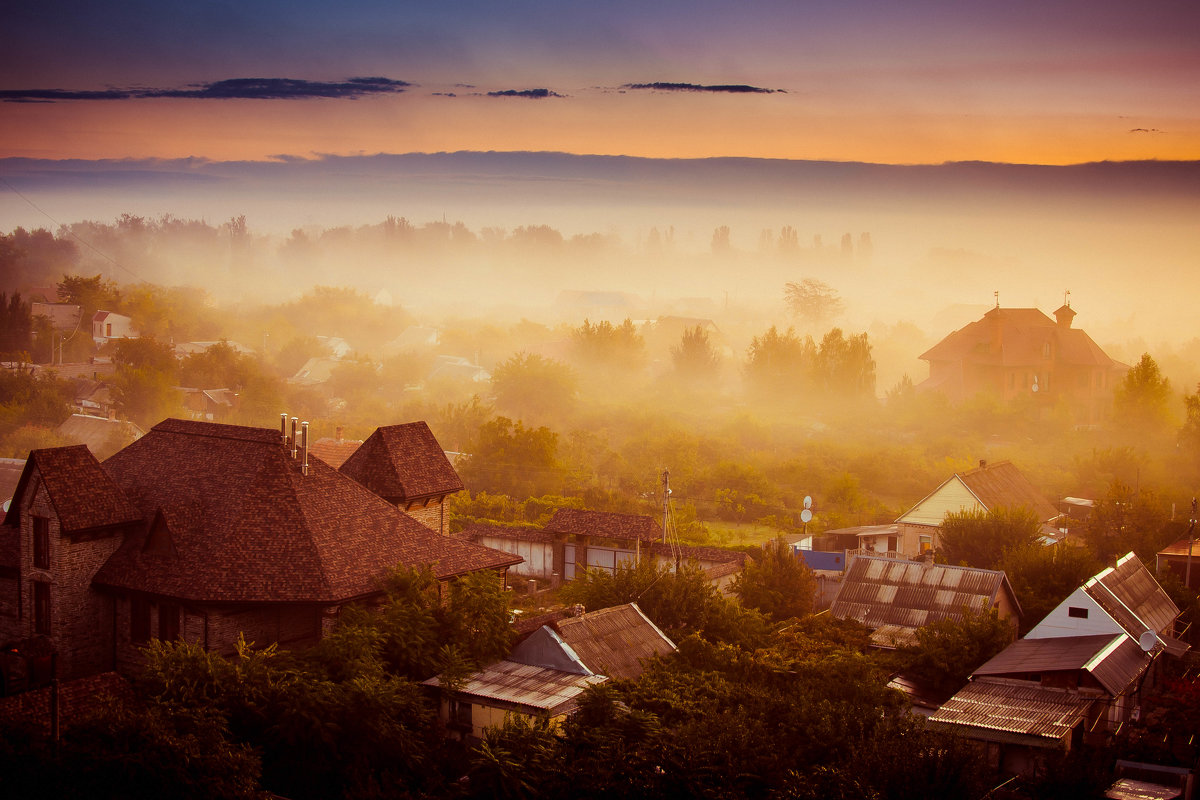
[
  {"left": 896, "top": 608, "right": 1016, "bottom": 696},
  {"left": 111, "top": 337, "right": 181, "bottom": 427},
  {"left": 458, "top": 416, "right": 564, "bottom": 499},
  {"left": 569, "top": 319, "right": 645, "bottom": 373},
  {"left": 1000, "top": 543, "right": 1100, "bottom": 634},
  {"left": 784, "top": 278, "right": 844, "bottom": 329},
  {"left": 0, "top": 292, "right": 33, "bottom": 356},
  {"left": 490, "top": 352, "right": 577, "bottom": 424},
  {"left": 1113, "top": 353, "right": 1176, "bottom": 440},
  {"left": 57, "top": 273, "right": 121, "bottom": 319},
  {"left": 814, "top": 327, "right": 876, "bottom": 399},
  {"left": 670, "top": 325, "right": 721, "bottom": 384},
  {"left": 938, "top": 506, "right": 1041, "bottom": 569},
  {"left": 731, "top": 536, "right": 817, "bottom": 621},
  {"left": 744, "top": 325, "right": 816, "bottom": 399},
  {"left": 1082, "top": 481, "right": 1179, "bottom": 564}
]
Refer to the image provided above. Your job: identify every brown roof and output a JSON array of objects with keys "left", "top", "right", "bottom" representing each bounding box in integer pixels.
[
  {"left": 552, "top": 603, "right": 676, "bottom": 680},
  {"left": 959, "top": 460, "right": 1060, "bottom": 523},
  {"left": 308, "top": 437, "right": 363, "bottom": 469},
  {"left": 930, "top": 677, "right": 1101, "bottom": 747},
  {"left": 460, "top": 522, "right": 558, "bottom": 544},
  {"left": 973, "top": 633, "right": 1152, "bottom": 697},
  {"left": 57, "top": 414, "right": 144, "bottom": 455},
  {"left": 1085, "top": 552, "right": 1181, "bottom": 638},
  {"left": 338, "top": 422, "right": 463, "bottom": 501},
  {"left": 920, "top": 307, "right": 1121, "bottom": 370},
  {"left": 92, "top": 419, "right": 518, "bottom": 604},
  {"left": 423, "top": 659, "right": 606, "bottom": 715},
  {"left": 830, "top": 556, "right": 1021, "bottom": 647},
  {"left": 3, "top": 445, "right": 142, "bottom": 534},
  {"left": 545, "top": 508, "right": 662, "bottom": 543}
]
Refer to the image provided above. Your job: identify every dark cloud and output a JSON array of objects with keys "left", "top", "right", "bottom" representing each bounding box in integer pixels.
[
  {"left": 0, "top": 77, "right": 410, "bottom": 103},
  {"left": 486, "top": 88, "right": 563, "bottom": 99},
  {"left": 1129, "top": 128, "right": 1163, "bottom": 134},
  {"left": 621, "top": 82, "right": 782, "bottom": 94}
]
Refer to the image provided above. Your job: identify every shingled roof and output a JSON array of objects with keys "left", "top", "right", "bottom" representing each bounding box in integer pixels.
[
  {"left": 959, "top": 461, "right": 1060, "bottom": 522},
  {"left": 92, "top": 419, "right": 518, "bottom": 604},
  {"left": 920, "top": 307, "right": 1121, "bottom": 369},
  {"left": 3, "top": 445, "right": 141, "bottom": 534},
  {"left": 338, "top": 422, "right": 463, "bottom": 502},
  {"left": 545, "top": 508, "right": 662, "bottom": 543}
]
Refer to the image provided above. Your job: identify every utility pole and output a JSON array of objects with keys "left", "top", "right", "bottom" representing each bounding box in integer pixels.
[
  {"left": 1186, "top": 498, "right": 1197, "bottom": 589},
  {"left": 662, "top": 470, "right": 670, "bottom": 545}
]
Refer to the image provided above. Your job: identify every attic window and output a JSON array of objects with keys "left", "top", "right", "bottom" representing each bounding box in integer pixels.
[
  {"left": 1068, "top": 606, "right": 1089, "bottom": 619},
  {"left": 33, "top": 516, "right": 49, "bottom": 569}
]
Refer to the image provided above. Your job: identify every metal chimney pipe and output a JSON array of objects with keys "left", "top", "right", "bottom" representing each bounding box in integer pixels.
[
  {"left": 301, "top": 421, "right": 309, "bottom": 476},
  {"left": 281, "top": 413, "right": 288, "bottom": 447},
  {"left": 290, "top": 417, "right": 299, "bottom": 458}
]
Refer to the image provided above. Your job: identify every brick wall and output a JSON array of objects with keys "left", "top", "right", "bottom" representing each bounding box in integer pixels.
[
  {"left": 404, "top": 497, "right": 446, "bottom": 535},
  {"left": 16, "top": 473, "right": 123, "bottom": 680}
]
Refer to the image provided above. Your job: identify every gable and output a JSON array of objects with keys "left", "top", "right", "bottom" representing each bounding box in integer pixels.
[
  {"left": 4, "top": 446, "right": 141, "bottom": 534},
  {"left": 1025, "top": 587, "right": 1126, "bottom": 640},
  {"left": 897, "top": 476, "right": 983, "bottom": 526}
]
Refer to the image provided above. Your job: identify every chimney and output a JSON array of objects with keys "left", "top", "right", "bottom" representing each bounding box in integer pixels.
[
  {"left": 290, "top": 417, "right": 299, "bottom": 459},
  {"left": 301, "top": 421, "right": 309, "bottom": 476},
  {"left": 335, "top": 425, "right": 343, "bottom": 444},
  {"left": 979, "top": 459, "right": 987, "bottom": 469},
  {"left": 281, "top": 413, "right": 288, "bottom": 447}
]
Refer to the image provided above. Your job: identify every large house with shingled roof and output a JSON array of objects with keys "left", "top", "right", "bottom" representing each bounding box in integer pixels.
[
  {"left": 918, "top": 303, "right": 1127, "bottom": 426},
  {"left": 0, "top": 418, "right": 520, "bottom": 682}
]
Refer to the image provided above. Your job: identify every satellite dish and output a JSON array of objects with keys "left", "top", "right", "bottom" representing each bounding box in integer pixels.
[
  {"left": 800, "top": 509, "right": 813, "bottom": 524},
  {"left": 1032, "top": 375, "right": 1039, "bottom": 393},
  {"left": 1138, "top": 630, "right": 1158, "bottom": 652},
  {"left": 803, "top": 496, "right": 812, "bottom": 510}
]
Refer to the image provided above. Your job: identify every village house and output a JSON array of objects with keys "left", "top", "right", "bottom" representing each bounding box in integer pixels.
[
  {"left": 829, "top": 555, "right": 1022, "bottom": 649},
  {"left": 0, "top": 417, "right": 520, "bottom": 683},
  {"left": 424, "top": 603, "right": 675, "bottom": 739},
  {"left": 91, "top": 310, "right": 136, "bottom": 345},
  {"left": 918, "top": 302, "right": 1127, "bottom": 426},
  {"left": 866, "top": 459, "right": 1061, "bottom": 559},
  {"left": 929, "top": 553, "right": 1188, "bottom": 778},
  {"left": 460, "top": 508, "right": 746, "bottom": 590}
]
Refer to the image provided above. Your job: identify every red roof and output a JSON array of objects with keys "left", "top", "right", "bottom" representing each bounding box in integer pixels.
[
  {"left": 339, "top": 422, "right": 463, "bottom": 501},
  {"left": 920, "top": 307, "right": 1121, "bottom": 369},
  {"left": 3, "top": 445, "right": 142, "bottom": 534},
  {"left": 959, "top": 460, "right": 1060, "bottom": 523},
  {"left": 308, "top": 437, "right": 363, "bottom": 469},
  {"left": 92, "top": 419, "right": 518, "bottom": 604},
  {"left": 545, "top": 508, "right": 662, "bottom": 542}
]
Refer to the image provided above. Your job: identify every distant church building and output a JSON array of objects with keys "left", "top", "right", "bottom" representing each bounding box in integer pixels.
[{"left": 918, "top": 302, "right": 1127, "bottom": 426}]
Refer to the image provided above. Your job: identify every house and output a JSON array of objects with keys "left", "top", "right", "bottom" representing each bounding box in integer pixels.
[
  {"left": 424, "top": 603, "right": 674, "bottom": 738},
  {"left": 307, "top": 427, "right": 364, "bottom": 469},
  {"left": 30, "top": 303, "right": 82, "bottom": 332},
  {"left": 918, "top": 303, "right": 1127, "bottom": 426},
  {"left": 0, "top": 418, "right": 521, "bottom": 681},
  {"left": 91, "top": 311, "right": 136, "bottom": 345},
  {"left": 929, "top": 553, "right": 1188, "bottom": 777},
  {"left": 883, "top": 459, "right": 1061, "bottom": 559},
  {"left": 428, "top": 355, "right": 490, "bottom": 384},
  {"left": 1156, "top": 535, "right": 1200, "bottom": 591},
  {"left": 829, "top": 555, "right": 1021, "bottom": 649},
  {"left": 178, "top": 388, "right": 237, "bottom": 422},
  {"left": 289, "top": 357, "right": 344, "bottom": 386},
  {"left": 460, "top": 509, "right": 746, "bottom": 587},
  {"left": 338, "top": 421, "right": 464, "bottom": 536},
  {"left": 56, "top": 413, "right": 144, "bottom": 458}
]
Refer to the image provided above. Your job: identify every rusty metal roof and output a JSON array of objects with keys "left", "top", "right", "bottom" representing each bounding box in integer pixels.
[
  {"left": 973, "top": 633, "right": 1152, "bottom": 696},
  {"left": 958, "top": 460, "right": 1061, "bottom": 523},
  {"left": 930, "top": 677, "right": 1101, "bottom": 746},
  {"left": 830, "top": 556, "right": 1020, "bottom": 644},
  {"left": 424, "top": 660, "right": 606, "bottom": 715},
  {"left": 1086, "top": 553, "right": 1180, "bottom": 639},
  {"left": 553, "top": 603, "right": 676, "bottom": 680}
]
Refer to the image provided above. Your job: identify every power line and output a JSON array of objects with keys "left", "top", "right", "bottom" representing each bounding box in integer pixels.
[{"left": 0, "top": 176, "right": 148, "bottom": 283}]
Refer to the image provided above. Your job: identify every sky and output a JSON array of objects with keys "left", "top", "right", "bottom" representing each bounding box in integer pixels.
[{"left": 2, "top": 0, "right": 1199, "bottom": 165}]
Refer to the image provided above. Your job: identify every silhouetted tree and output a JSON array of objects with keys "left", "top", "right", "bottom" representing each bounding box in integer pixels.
[
  {"left": 490, "top": 353, "right": 577, "bottom": 424},
  {"left": 938, "top": 506, "right": 1041, "bottom": 569},
  {"left": 784, "top": 278, "right": 844, "bottom": 328},
  {"left": 670, "top": 325, "right": 721, "bottom": 384},
  {"left": 731, "top": 536, "right": 817, "bottom": 621},
  {"left": 1113, "top": 353, "right": 1176, "bottom": 440}
]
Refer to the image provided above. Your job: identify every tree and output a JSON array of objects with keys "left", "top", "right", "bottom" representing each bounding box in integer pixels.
[
  {"left": 937, "top": 506, "right": 1041, "bottom": 569},
  {"left": 744, "top": 325, "right": 816, "bottom": 399},
  {"left": 57, "top": 273, "right": 121, "bottom": 319},
  {"left": 1000, "top": 543, "right": 1100, "bottom": 634},
  {"left": 1113, "top": 353, "right": 1176, "bottom": 440},
  {"left": 814, "top": 327, "right": 876, "bottom": 399},
  {"left": 784, "top": 278, "right": 844, "bottom": 328},
  {"left": 568, "top": 318, "right": 646, "bottom": 380},
  {"left": 731, "top": 536, "right": 817, "bottom": 621},
  {"left": 1081, "top": 481, "right": 1179, "bottom": 564},
  {"left": 0, "top": 292, "right": 33, "bottom": 356},
  {"left": 896, "top": 608, "right": 1015, "bottom": 695},
  {"left": 111, "top": 337, "right": 181, "bottom": 427},
  {"left": 490, "top": 353, "right": 577, "bottom": 424},
  {"left": 670, "top": 325, "right": 721, "bottom": 384}
]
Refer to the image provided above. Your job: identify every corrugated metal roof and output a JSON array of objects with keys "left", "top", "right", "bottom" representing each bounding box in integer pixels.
[
  {"left": 554, "top": 603, "right": 676, "bottom": 680},
  {"left": 930, "top": 677, "right": 1100, "bottom": 745},
  {"left": 830, "top": 556, "right": 1018, "bottom": 642},
  {"left": 1086, "top": 553, "right": 1180, "bottom": 638},
  {"left": 972, "top": 633, "right": 1152, "bottom": 696},
  {"left": 424, "top": 660, "right": 606, "bottom": 715}
]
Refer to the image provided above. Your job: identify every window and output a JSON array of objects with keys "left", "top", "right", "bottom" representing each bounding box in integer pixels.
[
  {"left": 32, "top": 581, "right": 50, "bottom": 635},
  {"left": 1068, "top": 606, "right": 1089, "bottom": 619},
  {"left": 449, "top": 698, "right": 472, "bottom": 729},
  {"left": 32, "top": 516, "right": 49, "bottom": 569},
  {"left": 919, "top": 535, "right": 933, "bottom": 553},
  {"left": 158, "top": 602, "right": 180, "bottom": 641},
  {"left": 131, "top": 596, "right": 151, "bottom": 643}
]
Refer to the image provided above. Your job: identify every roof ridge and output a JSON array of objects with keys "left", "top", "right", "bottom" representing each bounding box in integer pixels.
[{"left": 271, "top": 449, "right": 335, "bottom": 599}]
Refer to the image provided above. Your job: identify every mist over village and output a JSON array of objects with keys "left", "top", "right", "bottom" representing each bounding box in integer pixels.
[{"left": 2, "top": 2, "right": 1200, "bottom": 798}]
